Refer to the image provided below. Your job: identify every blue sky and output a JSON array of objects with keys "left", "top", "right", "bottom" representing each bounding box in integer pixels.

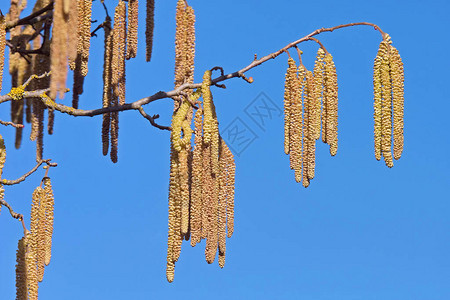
[{"left": 1, "top": 0, "right": 449, "bottom": 299}]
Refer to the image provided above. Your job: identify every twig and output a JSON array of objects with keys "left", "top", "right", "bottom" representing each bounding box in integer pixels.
[
  {"left": 0, "top": 198, "right": 28, "bottom": 233},
  {"left": 0, "top": 120, "right": 24, "bottom": 128},
  {"left": 1, "top": 159, "right": 57, "bottom": 186},
  {"left": 138, "top": 107, "right": 171, "bottom": 131},
  {"left": 6, "top": 2, "right": 54, "bottom": 30}
]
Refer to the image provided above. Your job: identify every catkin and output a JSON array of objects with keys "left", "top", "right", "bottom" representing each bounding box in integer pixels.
[
  {"left": 145, "top": 0, "right": 155, "bottom": 62},
  {"left": 306, "top": 71, "right": 316, "bottom": 180},
  {"left": 283, "top": 57, "right": 296, "bottom": 155},
  {"left": 291, "top": 66, "right": 305, "bottom": 182},
  {"left": 43, "top": 177, "right": 55, "bottom": 266},
  {"left": 373, "top": 45, "right": 383, "bottom": 161},
  {"left": 218, "top": 138, "right": 228, "bottom": 261},
  {"left": 102, "top": 17, "right": 113, "bottom": 156},
  {"left": 127, "top": 0, "right": 139, "bottom": 59},
  {"left": 380, "top": 40, "right": 393, "bottom": 168},
  {"left": 0, "top": 15, "right": 5, "bottom": 94},
  {"left": 112, "top": 0, "right": 127, "bottom": 105},
  {"left": 0, "top": 134, "right": 6, "bottom": 178},
  {"left": 15, "top": 236, "right": 27, "bottom": 300},
  {"left": 166, "top": 147, "right": 178, "bottom": 283},
  {"left": 190, "top": 108, "right": 203, "bottom": 246},
  {"left": 312, "top": 48, "right": 325, "bottom": 140},
  {"left": 390, "top": 46, "right": 404, "bottom": 160},
  {"left": 324, "top": 53, "right": 338, "bottom": 156},
  {"left": 180, "top": 147, "right": 190, "bottom": 235},
  {"left": 223, "top": 143, "right": 235, "bottom": 238}
]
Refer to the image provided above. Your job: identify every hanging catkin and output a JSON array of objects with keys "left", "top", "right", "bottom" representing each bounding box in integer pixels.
[
  {"left": 380, "top": 41, "right": 393, "bottom": 168},
  {"left": 102, "top": 17, "right": 113, "bottom": 156},
  {"left": 145, "top": 0, "right": 155, "bottom": 62},
  {"left": 390, "top": 46, "right": 404, "bottom": 160},
  {"left": 112, "top": 0, "right": 127, "bottom": 105},
  {"left": 312, "top": 48, "right": 325, "bottom": 140},
  {"left": 283, "top": 57, "right": 297, "bottom": 155},
  {"left": 15, "top": 236, "right": 28, "bottom": 300},
  {"left": 43, "top": 177, "right": 55, "bottom": 266},
  {"left": 291, "top": 66, "right": 305, "bottom": 182},
  {"left": 324, "top": 53, "right": 338, "bottom": 156},
  {"left": 0, "top": 15, "right": 5, "bottom": 94},
  {"left": 190, "top": 108, "right": 203, "bottom": 246},
  {"left": 126, "top": 0, "right": 139, "bottom": 59}
]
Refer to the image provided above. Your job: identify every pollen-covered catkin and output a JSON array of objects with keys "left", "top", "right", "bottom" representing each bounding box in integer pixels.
[
  {"left": 0, "top": 15, "right": 6, "bottom": 94},
  {"left": 102, "top": 17, "right": 113, "bottom": 156},
  {"left": 284, "top": 57, "right": 297, "bottom": 155},
  {"left": 223, "top": 143, "right": 235, "bottom": 238},
  {"left": 190, "top": 108, "right": 203, "bottom": 246},
  {"left": 373, "top": 45, "right": 383, "bottom": 161},
  {"left": 43, "top": 177, "right": 55, "bottom": 266},
  {"left": 306, "top": 70, "right": 316, "bottom": 180},
  {"left": 390, "top": 45, "right": 404, "bottom": 160},
  {"left": 15, "top": 236, "right": 27, "bottom": 300},
  {"left": 145, "top": 0, "right": 155, "bottom": 62},
  {"left": 313, "top": 48, "right": 325, "bottom": 140},
  {"left": 379, "top": 40, "right": 393, "bottom": 168},
  {"left": 112, "top": 0, "right": 127, "bottom": 106},
  {"left": 324, "top": 53, "right": 338, "bottom": 156},
  {"left": 126, "top": 0, "right": 139, "bottom": 59},
  {"left": 0, "top": 134, "right": 6, "bottom": 178},
  {"left": 291, "top": 66, "right": 305, "bottom": 183}
]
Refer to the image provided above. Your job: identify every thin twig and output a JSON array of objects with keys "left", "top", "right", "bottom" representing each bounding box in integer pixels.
[
  {"left": 138, "top": 106, "right": 171, "bottom": 131},
  {"left": 0, "top": 198, "right": 28, "bottom": 233},
  {"left": 6, "top": 2, "right": 54, "bottom": 30},
  {"left": 1, "top": 159, "right": 57, "bottom": 186},
  {"left": 0, "top": 120, "right": 24, "bottom": 128}
]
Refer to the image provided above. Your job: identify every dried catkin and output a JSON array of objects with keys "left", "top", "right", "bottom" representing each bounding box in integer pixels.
[
  {"left": 102, "top": 17, "right": 113, "bottom": 156},
  {"left": 0, "top": 134, "right": 6, "bottom": 178},
  {"left": 127, "top": 0, "right": 139, "bottom": 59},
  {"left": 74, "top": 0, "right": 92, "bottom": 76},
  {"left": 145, "top": 0, "right": 155, "bottom": 61},
  {"left": 390, "top": 45, "right": 404, "bottom": 160},
  {"left": 112, "top": 1, "right": 127, "bottom": 105},
  {"left": 190, "top": 108, "right": 203, "bottom": 246},
  {"left": 43, "top": 177, "right": 55, "bottom": 266},
  {"left": 0, "top": 16, "right": 5, "bottom": 94},
  {"left": 15, "top": 236, "right": 27, "bottom": 300},
  {"left": 283, "top": 57, "right": 296, "bottom": 155},
  {"left": 379, "top": 40, "right": 393, "bottom": 168}
]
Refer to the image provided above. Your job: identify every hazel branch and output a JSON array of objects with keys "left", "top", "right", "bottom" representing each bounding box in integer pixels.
[
  {"left": 5, "top": 2, "right": 54, "bottom": 30},
  {"left": 1, "top": 159, "right": 57, "bottom": 186}
]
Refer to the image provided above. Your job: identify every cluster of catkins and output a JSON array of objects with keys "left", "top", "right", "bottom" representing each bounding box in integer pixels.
[
  {"left": 284, "top": 48, "right": 338, "bottom": 187},
  {"left": 166, "top": 70, "right": 236, "bottom": 282},
  {"left": 0, "top": 134, "right": 55, "bottom": 300},
  {"left": 373, "top": 35, "right": 404, "bottom": 167}
]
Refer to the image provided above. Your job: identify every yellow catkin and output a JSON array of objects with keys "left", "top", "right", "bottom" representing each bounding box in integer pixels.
[
  {"left": 36, "top": 188, "right": 46, "bottom": 282},
  {"left": 174, "top": 0, "right": 186, "bottom": 89},
  {"left": 180, "top": 146, "right": 190, "bottom": 236},
  {"left": 49, "top": 0, "right": 69, "bottom": 99},
  {"left": 223, "top": 143, "right": 235, "bottom": 238},
  {"left": 373, "top": 44, "right": 383, "bottom": 161},
  {"left": 390, "top": 45, "right": 404, "bottom": 160},
  {"left": 306, "top": 71, "right": 316, "bottom": 180},
  {"left": 190, "top": 108, "right": 203, "bottom": 246},
  {"left": 201, "top": 142, "right": 211, "bottom": 240},
  {"left": 112, "top": 1, "right": 127, "bottom": 106},
  {"left": 302, "top": 74, "right": 310, "bottom": 188},
  {"left": 16, "top": 236, "right": 27, "bottom": 300},
  {"left": 0, "top": 15, "right": 5, "bottom": 94},
  {"left": 67, "top": 0, "right": 78, "bottom": 70},
  {"left": 145, "top": 0, "right": 155, "bottom": 62},
  {"left": 166, "top": 147, "right": 177, "bottom": 282},
  {"left": 174, "top": 1, "right": 196, "bottom": 89},
  {"left": 205, "top": 162, "right": 218, "bottom": 264},
  {"left": 171, "top": 156, "right": 183, "bottom": 263},
  {"left": 201, "top": 70, "right": 214, "bottom": 144},
  {"left": 217, "top": 138, "right": 228, "bottom": 265},
  {"left": 80, "top": 0, "right": 92, "bottom": 76},
  {"left": 324, "top": 53, "right": 338, "bottom": 156},
  {"left": 291, "top": 66, "right": 305, "bottom": 182},
  {"left": 43, "top": 177, "right": 55, "bottom": 266},
  {"left": 313, "top": 48, "right": 325, "bottom": 140},
  {"left": 126, "top": 0, "right": 139, "bottom": 59},
  {"left": 29, "top": 186, "right": 41, "bottom": 300},
  {"left": 284, "top": 57, "right": 296, "bottom": 155},
  {"left": 380, "top": 40, "right": 393, "bottom": 168},
  {"left": 102, "top": 17, "right": 113, "bottom": 156}
]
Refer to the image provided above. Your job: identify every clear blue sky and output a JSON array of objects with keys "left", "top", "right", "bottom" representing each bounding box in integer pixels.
[{"left": 1, "top": 0, "right": 449, "bottom": 299}]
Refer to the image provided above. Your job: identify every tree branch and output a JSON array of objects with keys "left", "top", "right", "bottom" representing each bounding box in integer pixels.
[
  {"left": 5, "top": 2, "right": 54, "bottom": 31},
  {"left": 1, "top": 159, "right": 57, "bottom": 186},
  {"left": 138, "top": 106, "right": 171, "bottom": 131},
  {"left": 0, "top": 22, "right": 386, "bottom": 127}
]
